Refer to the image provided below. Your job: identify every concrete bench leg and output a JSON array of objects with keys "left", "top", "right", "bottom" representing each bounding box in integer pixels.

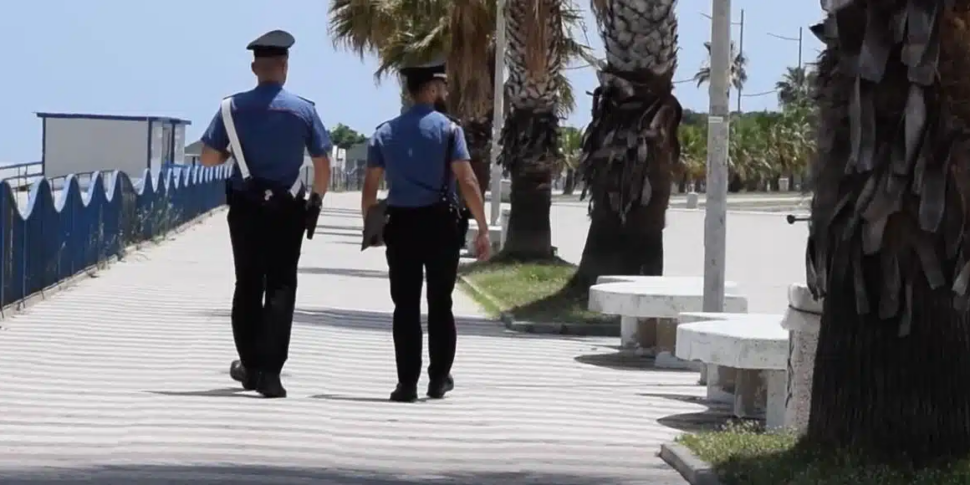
[
  {"left": 764, "top": 370, "right": 786, "bottom": 430},
  {"left": 705, "top": 364, "right": 735, "bottom": 404},
  {"left": 785, "top": 327, "right": 819, "bottom": 434},
  {"left": 733, "top": 369, "right": 767, "bottom": 420},
  {"left": 655, "top": 318, "right": 702, "bottom": 370},
  {"left": 620, "top": 316, "right": 657, "bottom": 355}
]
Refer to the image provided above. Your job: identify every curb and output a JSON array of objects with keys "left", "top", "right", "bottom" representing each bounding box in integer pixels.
[
  {"left": 0, "top": 207, "right": 225, "bottom": 323},
  {"left": 456, "top": 275, "right": 507, "bottom": 318},
  {"left": 659, "top": 442, "right": 722, "bottom": 485},
  {"left": 457, "top": 275, "right": 619, "bottom": 337}
]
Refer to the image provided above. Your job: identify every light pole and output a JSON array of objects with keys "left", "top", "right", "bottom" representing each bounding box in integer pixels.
[
  {"left": 489, "top": 0, "right": 506, "bottom": 227},
  {"left": 703, "top": 0, "right": 732, "bottom": 313},
  {"left": 700, "top": 9, "right": 744, "bottom": 112}
]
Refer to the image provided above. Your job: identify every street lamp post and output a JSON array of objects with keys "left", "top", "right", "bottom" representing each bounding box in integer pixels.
[
  {"left": 703, "top": 0, "right": 732, "bottom": 313},
  {"left": 489, "top": 0, "right": 506, "bottom": 227}
]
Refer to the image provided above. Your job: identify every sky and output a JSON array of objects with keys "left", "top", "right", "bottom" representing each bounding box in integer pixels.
[{"left": 0, "top": 0, "right": 825, "bottom": 164}]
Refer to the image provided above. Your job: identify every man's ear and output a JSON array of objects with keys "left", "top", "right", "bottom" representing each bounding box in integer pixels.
[{"left": 251, "top": 62, "right": 257, "bottom": 75}]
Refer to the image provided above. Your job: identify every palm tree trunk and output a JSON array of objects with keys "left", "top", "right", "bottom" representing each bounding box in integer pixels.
[
  {"left": 463, "top": 115, "right": 492, "bottom": 197},
  {"left": 572, "top": 185, "right": 666, "bottom": 289},
  {"left": 562, "top": 168, "right": 576, "bottom": 195},
  {"left": 805, "top": 1, "right": 970, "bottom": 463},
  {"left": 569, "top": 0, "right": 681, "bottom": 289},
  {"left": 501, "top": 109, "right": 556, "bottom": 259},
  {"left": 498, "top": 0, "right": 565, "bottom": 260}
]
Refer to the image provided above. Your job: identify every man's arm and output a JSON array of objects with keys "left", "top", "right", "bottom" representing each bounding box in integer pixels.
[
  {"left": 306, "top": 108, "right": 334, "bottom": 196},
  {"left": 449, "top": 126, "right": 487, "bottom": 230},
  {"left": 362, "top": 133, "right": 384, "bottom": 218},
  {"left": 200, "top": 110, "right": 231, "bottom": 167}
]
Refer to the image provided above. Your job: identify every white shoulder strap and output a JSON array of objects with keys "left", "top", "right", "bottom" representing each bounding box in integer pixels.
[
  {"left": 220, "top": 96, "right": 303, "bottom": 196},
  {"left": 220, "top": 97, "right": 251, "bottom": 179}
]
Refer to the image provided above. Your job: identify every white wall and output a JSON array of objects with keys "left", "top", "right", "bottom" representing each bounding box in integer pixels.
[{"left": 43, "top": 118, "right": 149, "bottom": 180}]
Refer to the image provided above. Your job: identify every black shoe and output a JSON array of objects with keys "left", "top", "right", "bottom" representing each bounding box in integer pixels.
[
  {"left": 254, "top": 372, "right": 287, "bottom": 398},
  {"left": 427, "top": 375, "right": 454, "bottom": 399},
  {"left": 230, "top": 360, "right": 256, "bottom": 391},
  {"left": 389, "top": 384, "right": 418, "bottom": 403}
]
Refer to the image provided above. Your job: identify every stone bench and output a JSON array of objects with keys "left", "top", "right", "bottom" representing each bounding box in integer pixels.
[
  {"left": 782, "top": 283, "right": 822, "bottom": 435},
  {"left": 677, "top": 312, "right": 784, "bottom": 389},
  {"left": 464, "top": 225, "right": 504, "bottom": 256},
  {"left": 588, "top": 277, "right": 748, "bottom": 369},
  {"left": 676, "top": 318, "right": 789, "bottom": 429}
]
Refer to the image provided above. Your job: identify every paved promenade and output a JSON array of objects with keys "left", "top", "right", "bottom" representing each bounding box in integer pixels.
[{"left": 0, "top": 192, "right": 708, "bottom": 484}]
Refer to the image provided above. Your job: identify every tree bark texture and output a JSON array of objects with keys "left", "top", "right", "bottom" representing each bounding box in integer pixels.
[
  {"left": 571, "top": 188, "right": 666, "bottom": 290},
  {"left": 805, "top": 0, "right": 970, "bottom": 462},
  {"left": 500, "top": 108, "right": 558, "bottom": 260},
  {"left": 571, "top": 0, "right": 681, "bottom": 290},
  {"left": 464, "top": 116, "right": 492, "bottom": 198},
  {"left": 572, "top": 72, "right": 681, "bottom": 289},
  {"left": 497, "top": 0, "right": 567, "bottom": 261},
  {"left": 505, "top": 167, "right": 554, "bottom": 259}
]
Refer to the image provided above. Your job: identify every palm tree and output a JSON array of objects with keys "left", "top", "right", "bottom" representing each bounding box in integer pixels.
[
  {"left": 694, "top": 41, "right": 748, "bottom": 93},
  {"left": 805, "top": 1, "right": 970, "bottom": 462},
  {"left": 775, "top": 65, "right": 816, "bottom": 109},
  {"left": 328, "top": 0, "right": 586, "bottom": 204},
  {"left": 569, "top": 0, "right": 683, "bottom": 289},
  {"left": 497, "top": 0, "right": 574, "bottom": 260},
  {"left": 329, "top": 0, "right": 498, "bottom": 196}
]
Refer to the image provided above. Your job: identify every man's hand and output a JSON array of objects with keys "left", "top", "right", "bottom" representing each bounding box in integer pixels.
[{"left": 474, "top": 227, "right": 491, "bottom": 261}]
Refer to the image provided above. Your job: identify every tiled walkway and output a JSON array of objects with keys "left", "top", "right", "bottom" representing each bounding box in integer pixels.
[{"left": 0, "top": 193, "right": 709, "bottom": 484}]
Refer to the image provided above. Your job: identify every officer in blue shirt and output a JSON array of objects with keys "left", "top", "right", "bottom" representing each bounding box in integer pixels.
[
  {"left": 199, "top": 29, "right": 333, "bottom": 398},
  {"left": 361, "top": 59, "right": 491, "bottom": 403}
]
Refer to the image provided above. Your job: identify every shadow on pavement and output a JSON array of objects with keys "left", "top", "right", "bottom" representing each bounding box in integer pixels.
[
  {"left": 309, "top": 392, "right": 431, "bottom": 404},
  {"left": 291, "top": 307, "right": 571, "bottom": 340},
  {"left": 0, "top": 465, "right": 633, "bottom": 484},
  {"left": 573, "top": 352, "right": 697, "bottom": 373},
  {"left": 298, "top": 267, "right": 388, "bottom": 279},
  {"left": 638, "top": 391, "right": 735, "bottom": 433},
  {"left": 146, "top": 387, "right": 261, "bottom": 399}
]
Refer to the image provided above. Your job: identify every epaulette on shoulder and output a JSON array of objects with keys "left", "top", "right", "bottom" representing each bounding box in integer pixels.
[
  {"left": 297, "top": 95, "right": 315, "bottom": 106},
  {"left": 443, "top": 114, "right": 462, "bottom": 126},
  {"left": 375, "top": 120, "right": 390, "bottom": 130}
]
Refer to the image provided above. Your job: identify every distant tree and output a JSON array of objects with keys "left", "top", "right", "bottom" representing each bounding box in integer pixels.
[
  {"left": 681, "top": 109, "right": 708, "bottom": 127},
  {"left": 776, "top": 65, "right": 817, "bottom": 109},
  {"left": 329, "top": 123, "right": 368, "bottom": 149},
  {"left": 694, "top": 41, "right": 748, "bottom": 93}
]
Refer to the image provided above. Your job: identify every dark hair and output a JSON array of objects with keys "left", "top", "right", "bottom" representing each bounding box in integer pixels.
[{"left": 406, "top": 78, "right": 430, "bottom": 96}]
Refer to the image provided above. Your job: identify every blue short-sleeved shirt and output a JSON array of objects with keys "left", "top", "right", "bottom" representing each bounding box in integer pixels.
[
  {"left": 201, "top": 82, "right": 332, "bottom": 192},
  {"left": 367, "top": 104, "right": 471, "bottom": 208}
]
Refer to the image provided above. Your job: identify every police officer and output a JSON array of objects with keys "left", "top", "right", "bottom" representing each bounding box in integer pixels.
[
  {"left": 361, "top": 59, "right": 491, "bottom": 403},
  {"left": 199, "top": 30, "right": 332, "bottom": 398}
]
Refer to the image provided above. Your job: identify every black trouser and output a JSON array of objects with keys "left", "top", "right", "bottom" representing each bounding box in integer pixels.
[
  {"left": 384, "top": 204, "right": 462, "bottom": 387},
  {"left": 227, "top": 192, "right": 306, "bottom": 375}
]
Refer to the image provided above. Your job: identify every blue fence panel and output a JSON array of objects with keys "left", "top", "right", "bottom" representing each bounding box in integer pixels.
[{"left": 0, "top": 165, "right": 229, "bottom": 308}]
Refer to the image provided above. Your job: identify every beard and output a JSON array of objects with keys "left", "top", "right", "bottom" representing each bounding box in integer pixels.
[{"left": 433, "top": 98, "right": 449, "bottom": 114}]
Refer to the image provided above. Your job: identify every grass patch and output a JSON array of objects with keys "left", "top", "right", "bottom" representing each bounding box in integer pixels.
[
  {"left": 678, "top": 422, "right": 970, "bottom": 485},
  {"left": 458, "top": 258, "right": 615, "bottom": 325}
]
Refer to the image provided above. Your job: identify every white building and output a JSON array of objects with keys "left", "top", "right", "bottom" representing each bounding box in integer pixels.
[{"left": 37, "top": 112, "right": 191, "bottom": 181}]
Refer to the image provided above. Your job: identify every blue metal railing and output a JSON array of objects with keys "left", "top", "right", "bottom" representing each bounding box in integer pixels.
[{"left": 0, "top": 164, "right": 231, "bottom": 310}]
